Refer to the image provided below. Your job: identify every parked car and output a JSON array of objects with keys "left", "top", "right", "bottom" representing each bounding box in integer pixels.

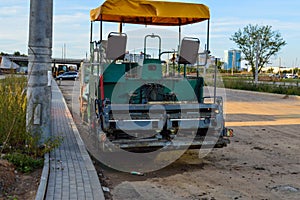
[
  {"left": 56, "top": 71, "right": 78, "bottom": 80},
  {"left": 283, "top": 73, "right": 294, "bottom": 79},
  {"left": 283, "top": 73, "right": 299, "bottom": 79},
  {"left": 293, "top": 74, "right": 299, "bottom": 79},
  {"left": 268, "top": 73, "right": 281, "bottom": 78}
]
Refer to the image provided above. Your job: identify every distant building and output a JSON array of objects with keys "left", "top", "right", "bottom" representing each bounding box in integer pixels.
[
  {"left": 223, "top": 50, "right": 241, "bottom": 71},
  {"left": 0, "top": 56, "right": 20, "bottom": 73},
  {"left": 261, "top": 66, "right": 295, "bottom": 74}
]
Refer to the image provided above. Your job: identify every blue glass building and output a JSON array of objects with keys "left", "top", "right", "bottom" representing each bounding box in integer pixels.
[{"left": 223, "top": 50, "right": 241, "bottom": 71}]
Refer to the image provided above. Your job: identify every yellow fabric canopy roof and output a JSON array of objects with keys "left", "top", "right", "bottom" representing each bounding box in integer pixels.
[{"left": 90, "top": 0, "right": 210, "bottom": 26}]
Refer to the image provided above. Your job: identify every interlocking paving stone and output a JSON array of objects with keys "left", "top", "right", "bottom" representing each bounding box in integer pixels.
[{"left": 44, "top": 81, "right": 105, "bottom": 200}]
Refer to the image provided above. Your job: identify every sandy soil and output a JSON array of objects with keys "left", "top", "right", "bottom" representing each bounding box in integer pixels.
[
  {"left": 0, "top": 159, "right": 41, "bottom": 200},
  {"left": 60, "top": 81, "right": 300, "bottom": 200}
]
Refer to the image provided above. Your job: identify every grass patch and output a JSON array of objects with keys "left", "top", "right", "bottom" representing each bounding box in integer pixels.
[
  {"left": 3, "top": 153, "right": 43, "bottom": 173},
  {"left": 222, "top": 79, "right": 300, "bottom": 96},
  {"left": 0, "top": 75, "right": 61, "bottom": 173}
]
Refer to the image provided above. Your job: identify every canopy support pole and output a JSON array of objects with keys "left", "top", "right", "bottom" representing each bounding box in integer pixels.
[
  {"left": 179, "top": 25, "right": 181, "bottom": 46},
  {"left": 100, "top": 15, "right": 103, "bottom": 42},
  {"left": 178, "top": 19, "right": 182, "bottom": 51},
  {"left": 206, "top": 19, "right": 210, "bottom": 52},
  {"left": 90, "top": 22, "right": 93, "bottom": 43},
  {"left": 119, "top": 23, "right": 123, "bottom": 33}
]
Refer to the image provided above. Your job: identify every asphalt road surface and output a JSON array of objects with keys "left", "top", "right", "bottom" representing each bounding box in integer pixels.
[{"left": 59, "top": 80, "right": 300, "bottom": 200}]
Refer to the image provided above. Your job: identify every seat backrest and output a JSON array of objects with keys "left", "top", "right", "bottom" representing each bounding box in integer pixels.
[
  {"left": 178, "top": 37, "right": 200, "bottom": 65},
  {"left": 106, "top": 32, "right": 127, "bottom": 60}
]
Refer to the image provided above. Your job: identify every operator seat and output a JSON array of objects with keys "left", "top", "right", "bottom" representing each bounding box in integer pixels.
[
  {"left": 178, "top": 37, "right": 200, "bottom": 65},
  {"left": 106, "top": 32, "right": 127, "bottom": 61}
]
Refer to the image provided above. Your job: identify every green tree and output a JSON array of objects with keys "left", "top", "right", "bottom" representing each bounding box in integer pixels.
[
  {"left": 14, "top": 51, "right": 21, "bottom": 56},
  {"left": 267, "top": 67, "right": 274, "bottom": 73},
  {"left": 230, "top": 24, "right": 286, "bottom": 78},
  {"left": 0, "top": 52, "right": 9, "bottom": 56},
  {"left": 217, "top": 60, "right": 224, "bottom": 70}
]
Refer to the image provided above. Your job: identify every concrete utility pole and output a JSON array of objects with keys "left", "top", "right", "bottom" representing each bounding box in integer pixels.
[{"left": 27, "top": 0, "right": 53, "bottom": 141}]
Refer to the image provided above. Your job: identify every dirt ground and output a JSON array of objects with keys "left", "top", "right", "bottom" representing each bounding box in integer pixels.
[
  {"left": 60, "top": 81, "right": 300, "bottom": 200},
  {"left": 0, "top": 159, "right": 41, "bottom": 200}
]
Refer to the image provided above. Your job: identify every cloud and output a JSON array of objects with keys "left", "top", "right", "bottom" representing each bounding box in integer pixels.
[
  {"left": 0, "top": 3, "right": 29, "bottom": 54},
  {"left": 1, "top": 0, "right": 299, "bottom": 66}
]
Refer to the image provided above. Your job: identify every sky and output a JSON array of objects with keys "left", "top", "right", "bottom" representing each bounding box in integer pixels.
[{"left": 0, "top": 0, "right": 300, "bottom": 67}]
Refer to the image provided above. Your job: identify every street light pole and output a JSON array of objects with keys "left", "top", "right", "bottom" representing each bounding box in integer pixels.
[
  {"left": 231, "top": 50, "right": 235, "bottom": 76},
  {"left": 255, "top": 37, "right": 260, "bottom": 84},
  {"left": 214, "top": 58, "right": 218, "bottom": 104},
  {"left": 27, "top": 0, "right": 53, "bottom": 141}
]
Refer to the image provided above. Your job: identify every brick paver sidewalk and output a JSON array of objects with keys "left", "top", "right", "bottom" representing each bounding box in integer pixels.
[{"left": 45, "top": 81, "right": 105, "bottom": 200}]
